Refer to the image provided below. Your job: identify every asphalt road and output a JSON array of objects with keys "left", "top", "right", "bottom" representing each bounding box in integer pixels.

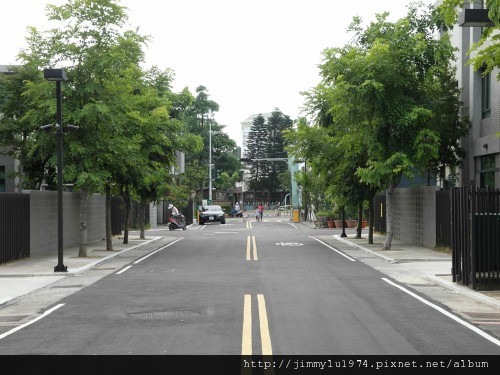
[{"left": 0, "top": 219, "right": 499, "bottom": 358}]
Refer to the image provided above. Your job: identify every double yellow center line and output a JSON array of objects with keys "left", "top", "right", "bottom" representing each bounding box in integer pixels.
[
  {"left": 246, "top": 236, "right": 258, "bottom": 261},
  {"left": 242, "top": 294, "right": 272, "bottom": 355}
]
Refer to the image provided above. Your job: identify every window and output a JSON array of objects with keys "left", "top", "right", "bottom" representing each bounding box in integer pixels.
[
  {"left": 479, "top": 155, "right": 496, "bottom": 189},
  {"left": 0, "top": 166, "right": 5, "bottom": 192},
  {"left": 482, "top": 70, "right": 491, "bottom": 119}
]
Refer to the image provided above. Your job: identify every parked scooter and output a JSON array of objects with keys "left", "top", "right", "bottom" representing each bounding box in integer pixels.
[{"left": 168, "top": 214, "right": 187, "bottom": 230}]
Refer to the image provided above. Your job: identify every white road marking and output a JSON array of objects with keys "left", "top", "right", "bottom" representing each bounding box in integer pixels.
[
  {"left": 311, "top": 237, "right": 357, "bottom": 262},
  {"left": 0, "top": 304, "right": 65, "bottom": 340},
  {"left": 116, "top": 266, "right": 132, "bottom": 275},
  {"left": 133, "top": 238, "right": 184, "bottom": 264},
  {"left": 382, "top": 278, "right": 500, "bottom": 347}
]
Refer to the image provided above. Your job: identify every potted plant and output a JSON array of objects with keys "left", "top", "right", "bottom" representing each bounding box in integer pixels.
[
  {"left": 346, "top": 219, "right": 358, "bottom": 228},
  {"left": 327, "top": 219, "right": 336, "bottom": 228},
  {"left": 315, "top": 211, "right": 329, "bottom": 228}
]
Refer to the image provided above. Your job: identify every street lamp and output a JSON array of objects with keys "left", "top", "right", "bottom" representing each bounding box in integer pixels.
[
  {"left": 341, "top": 206, "right": 347, "bottom": 238},
  {"left": 43, "top": 68, "right": 68, "bottom": 272},
  {"left": 208, "top": 118, "right": 213, "bottom": 205},
  {"left": 459, "top": 8, "right": 494, "bottom": 27}
]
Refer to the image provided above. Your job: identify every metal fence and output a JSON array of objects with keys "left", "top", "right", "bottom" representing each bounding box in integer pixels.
[
  {"left": 452, "top": 186, "right": 500, "bottom": 290},
  {"left": 436, "top": 190, "right": 452, "bottom": 248},
  {"left": 111, "top": 196, "right": 123, "bottom": 236},
  {"left": 0, "top": 194, "right": 30, "bottom": 264}
]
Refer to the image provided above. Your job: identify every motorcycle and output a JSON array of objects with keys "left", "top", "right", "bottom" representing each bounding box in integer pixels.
[
  {"left": 230, "top": 207, "right": 243, "bottom": 217},
  {"left": 168, "top": 214, "right": 187, "bottom": 230}
]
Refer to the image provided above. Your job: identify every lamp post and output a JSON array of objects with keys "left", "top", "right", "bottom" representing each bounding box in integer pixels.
[
  {"left": 208, "top": 118, "right": 213, "bottom": 205},
  {"left": 341, "top": 206, "right": 347, "bottom": 238},
  {"left": 44, "top": 68, "right": 68, "bottom": 272}
]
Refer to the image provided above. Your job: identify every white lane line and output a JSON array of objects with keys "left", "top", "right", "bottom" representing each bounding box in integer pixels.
[
  {"left": 382, "top": 278, "right": 500, "bottom": 347},
  {"left": 0, "top": 304, "right": 65, "bottom": 341},
  {"left": 133, "top": 238, "right": 184, "bottom": 264},
  {"left": 311, "top": 237, "right": 356, "bottom": 262},
  {"left": 116, "top": 266, "right": 132, "bottom": 275},
  {"left": 288, "top": 223, "right": 300, "bottom": 229}
]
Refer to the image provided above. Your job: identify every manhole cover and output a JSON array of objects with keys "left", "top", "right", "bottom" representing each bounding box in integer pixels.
[
  {"left": 130, "top": 311, "right": 200, "bottom": 319},
  {"left": 464, "top": 312, "right": 500, "bottom": 320},
  {"left": 0, "top": 315, "right": 30, "bottom": 323}
]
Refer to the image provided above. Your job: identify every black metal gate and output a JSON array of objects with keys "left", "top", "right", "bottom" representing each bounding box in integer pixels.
[
  {"left": 452, "top": 186, "right": 500, "bottom": 290},
  {"left": 373, "top": 194, "right": 386, "bottom": 234},
  {"left": 436, "top": 189, "right": 451, "bottom": 248},
  {"left": 111, "top": 196, "right": 123, "bottom": 236},
  {"left": 0, "top": 194, "right": 30, "bottom": 264}
]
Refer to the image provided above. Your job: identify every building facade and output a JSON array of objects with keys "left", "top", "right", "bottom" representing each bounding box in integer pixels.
[{"left": 437, "top": 0, "right": 500, "bottom": 189}]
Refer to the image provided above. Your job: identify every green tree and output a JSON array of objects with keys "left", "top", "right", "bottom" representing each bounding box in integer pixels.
[
  {"left": 292, "top": 2, "right": 469, "bottom": 249},
  {"left": 245, "top": 114, "right": 268, "bottom": 193},
  {"left": 183, "top": 86, "right": 239, "bottom": 202},
  {"left": 5, "top": 0, "right": 197, "bottom": 255},
  {"left": 0, "top": 65, "right": 54, "bottom": 190},
  {"left": 263, "top": 109, "right": 293, "bottom": 200}
]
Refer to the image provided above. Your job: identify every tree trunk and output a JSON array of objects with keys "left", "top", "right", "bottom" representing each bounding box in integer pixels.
[
  {"left": 105, "top": 184, "right": 113, "bottom": 251},
  {"left": 140, "top": 201, "right": 146, "bottom": 239},
  {"left": 78, "top": 188, "right": 89, "bottom": 257},
  {"left": 368, "top": 197, "right": 374, "bottom": 244},
  {"left": 355, "top": 201, "right": 363, "bottom": 239},
  {"left": 383, "top": 182, "right": 396, "bottom": 250},
  {"left": 121, "top": 187, "right": 131, "bottom": 245}
]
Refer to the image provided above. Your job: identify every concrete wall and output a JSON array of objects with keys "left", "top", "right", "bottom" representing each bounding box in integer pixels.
[
  {"left": 392, "top": 186, "right": 440, "bottom": 249},
  {"left": 25, "top": 191, "right": 106, "bottom": 257},
  {"left": 150, "top": 203, "right": 158, "bottom": 228}
]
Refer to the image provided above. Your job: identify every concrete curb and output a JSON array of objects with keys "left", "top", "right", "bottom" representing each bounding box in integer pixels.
[{"left": 332, "top": 234, "right": 396, "bottom": 263}]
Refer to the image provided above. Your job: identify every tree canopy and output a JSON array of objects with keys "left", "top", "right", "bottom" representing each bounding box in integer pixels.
[{"left": 286, "top": 2, "right": 469, "bottom": 248}]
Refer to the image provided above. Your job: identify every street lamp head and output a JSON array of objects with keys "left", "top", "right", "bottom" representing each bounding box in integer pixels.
[
  {"left": 459, "top": 9, "right": 494, "bottom": 27},
  {"left": 43, "top": 68, "right": 67, "bottom": 81}
]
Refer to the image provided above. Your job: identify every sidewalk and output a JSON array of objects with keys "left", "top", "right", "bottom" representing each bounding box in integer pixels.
[{"left": 0, "top": 233, "right": 169, "bottom": 306}]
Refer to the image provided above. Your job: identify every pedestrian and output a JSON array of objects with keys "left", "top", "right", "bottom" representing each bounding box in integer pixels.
[
  {"left": 255, "top": 206, "right": 260, "bottom": 222},
  {"left": 242, "top": 209, "right": 248, "bottom": 222},
  {"left": 168, "top": 203, "right": 180, "bottom": 217},
  {"left": 258, "top": 202, "right": 264, "bottom": 222}
]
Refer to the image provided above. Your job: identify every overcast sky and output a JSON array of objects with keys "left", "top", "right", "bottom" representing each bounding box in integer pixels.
[{"left": 1, "top": 0, "right": 436, "bottom": 147}]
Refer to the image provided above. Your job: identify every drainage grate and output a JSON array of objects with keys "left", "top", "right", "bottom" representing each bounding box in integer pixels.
[
  {"left": 0, "top": 315, "right": 30, "bottom": 323},
  {"left": 464, "top": 312, "right": 500, "bottom": 320},
  {"left": 129, "top": 311, "right": 200, "bottom": 319}
]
